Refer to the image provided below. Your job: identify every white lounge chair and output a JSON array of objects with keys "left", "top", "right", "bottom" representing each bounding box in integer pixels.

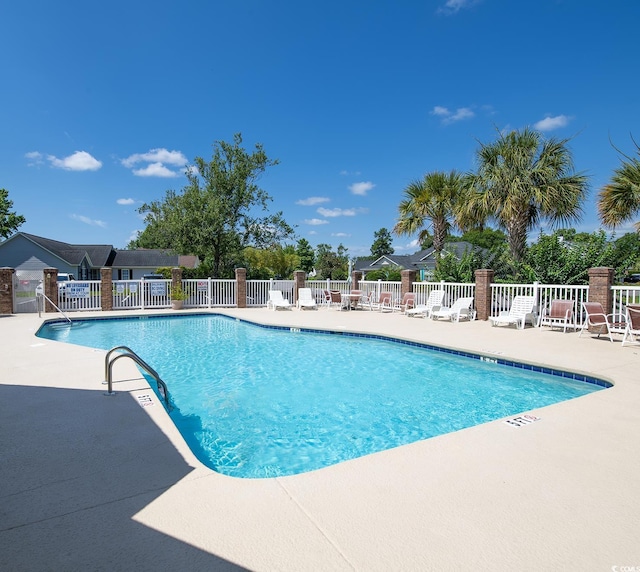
[
  {"left": 296, "top": 287, "right": 317, "bottom": 310},
  {"left": 406, "top": 290, "right": 445, "bottom": 318},
  {"left": 267, "top": 290, "right": 292, "bottom": 311},
  {"left": 431, "top": 296, "right": 475, "bottom": 323},
  {"left": 489, "top": 295, "right": 537, "bottom": 329},
  {"left": 622, "top": 305, "right": 640, "bottom": 347}
]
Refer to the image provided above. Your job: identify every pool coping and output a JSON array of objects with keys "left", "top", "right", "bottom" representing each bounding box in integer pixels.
[{"left": 3, "top": 308, "right": 640, "bottom": 571}]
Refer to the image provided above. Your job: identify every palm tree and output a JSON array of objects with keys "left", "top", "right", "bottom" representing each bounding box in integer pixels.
[
  {"left": 394, "top": 170, "right": 463, "bottom": 256},
  {"left": 598, "top": 139, "right": 640, "bottom": 232},
  {"left": 464, "top": 127, "right": 588, "bottom": 262}
]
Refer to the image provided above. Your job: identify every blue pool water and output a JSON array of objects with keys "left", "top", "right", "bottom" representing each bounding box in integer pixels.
[{"left": 37, "top": 314, "right": 608, "bottom": 478}]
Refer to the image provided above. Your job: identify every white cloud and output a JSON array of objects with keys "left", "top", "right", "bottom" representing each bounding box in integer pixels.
[
  {"left": 48, "top": 151, "right": 102, "bottom": 171},
  {"left": 132, "top": 162, "right": 180, "bottom": 178},
  {"left": 304, "top": 218, "right": 329, "bottom": 225},
  {"left": 296, "top": 196, "right": 330, "bottom": 206},
  {"left": 348, "top": 181, "right": 375, "bottom": 196},
  {"left": 317, "top": 207, "right": 357, "bottom": 217},
  {"left": 332, "top": 232, "right": 350, "bottom": 237},
  {"left": 25, "top": 151, "right": 44, "bottom": 167},
  {"left": 432, "top": 106, "right": 450, "bottom": 117},
  {"left": 70, "top": 214, "right": 107, "bottom": 227},
  {"left": 340, "top": 170, "right": 361, "bottom": 176},
  {"left": 437, "top": 0, "right": 479, "bottom": 15},
  {"left": 117, "top": 198, "right": 136, "bottom": 205},
  {"left": 121, "top": 148, "right": 188, "bottom": 168},
  {"left": 431, "top": 106, "right": 475, "bottom": 125},
  {"left": 534, "top": 114, "right": 570, "bottom": 132},
  {"left": 121, "top": 148, "right": 188, "bottom": 178},
  {"left": 393, "top": 239, "right": 421, "bottom": 252}
]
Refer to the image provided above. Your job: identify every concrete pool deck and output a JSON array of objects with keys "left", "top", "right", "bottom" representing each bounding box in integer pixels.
[{"left": 1, "top": 307, "right": 639, "bottom": 571}]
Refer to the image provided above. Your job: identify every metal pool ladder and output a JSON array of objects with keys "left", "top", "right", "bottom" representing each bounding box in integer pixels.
[{"left": 104, "top": 346, "right": 172, "bottom": 411}]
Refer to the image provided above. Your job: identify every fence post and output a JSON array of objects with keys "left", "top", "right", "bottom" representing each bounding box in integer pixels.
[
  {"left": 293, "top": 270, "right": 306, "bottom": 303},
  {"left": 588, "top": 267, "right": 614, "bottom": 315},
  {"left": 474, "top": 268, "right": 494, "bottom": 321},
  {"left": 100, "top": 268, "right": 112, "bottom": 311},
  {"left": 0, "top": 267, "right": 15, "bottom": 314},
  {"left": 235, "top": 268, "right": 247, "bottom": 308},
  {"left": 43, "top": 268, "right": 58, "bottom": 312},
  {"left": 401, "top": 269, "right": 416, "bottom": 296}
]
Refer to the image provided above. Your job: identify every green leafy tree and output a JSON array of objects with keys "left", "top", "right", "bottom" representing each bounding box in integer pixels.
[
  {"left": 0, "top": 188, "right": 26, "bottom": 239},
  {"left": 609, "top": 233, "right": 640, "bottom": 277},
  {"left": 364, "top": 268, "right": 402, "bottom": 281},
  {"left": 243, "top": 245, "right": 300, "bottom": 279},
  {"left": 132, "top": 133, "right": 294, "bottom": 277},
  {"left": 315, "top": 243, "right": 349, "bottom": 279},
  {"left": 464, "top": 127, "right": 589, "bottom": 263},
  {"left": 598, "top": 138, "right": 640, "bottom": 232},
  {"left": 371, "top": 228, "right": 394, "bottom": 258},
  {"left": 433, "top": 247, "right": 495, "bottom": 283},
  {"left": 394, "top": 171, "right": 463, "bottom": 256},
  {"left": 521, "top": 230, "right": 620, "bottom": 285},
  {"left": 459, "top": 228, "right": 507, "bottom": 251},
  {"left": 295, "top": 238, "right": 315, "bottom": 273}
]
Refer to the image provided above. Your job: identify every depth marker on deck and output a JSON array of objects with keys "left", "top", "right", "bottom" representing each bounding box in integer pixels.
[{"left": 504, "top": 414, "right": 540, "bottom": 427}]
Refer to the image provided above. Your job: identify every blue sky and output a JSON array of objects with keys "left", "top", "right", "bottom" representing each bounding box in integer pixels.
[{"left": 1, "top": 0, "right": 638, "bottom": 257}]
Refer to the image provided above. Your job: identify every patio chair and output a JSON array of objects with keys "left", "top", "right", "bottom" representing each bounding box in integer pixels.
[
  {"left": 296, "top": 287, "right": 318, "bottom": 310},
  {"left": 267, "top": 290, "right": 292, "bottom": 311},
  {"left": 578, "top": 301, "right": 619, "bottom": 342},
  {"left": 392, "top": 292, "right": 416, "bottom": 314},
  {"left": 489, "top": 295, "right": 537, "bottom": 329},
  {"left": 406, "top": 289, "right": 445, "bottom": 318},
  {"left": 431, "top": 296, "right": 475, "bottom": 323},
  {"left": 622, "top": 305, "right": 640, "bottom": 347},
  {"left": 323, "top": 290, "right": 342, "bottom": 310},
  {"left": 367, "top": 291, "right": 394, "bottom": 312},
  {"left": 539, "top": 299, "right": 575, "bottom": 333}
]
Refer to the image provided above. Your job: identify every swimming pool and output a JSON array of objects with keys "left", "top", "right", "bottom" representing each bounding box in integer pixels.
[{"left": 37, "top": 314, "right": 609, "bottom": 478}]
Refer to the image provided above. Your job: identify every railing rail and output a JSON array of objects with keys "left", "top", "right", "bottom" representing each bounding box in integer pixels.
[{"left": 104, "top": 345, "right": 171, "bottom": 410}]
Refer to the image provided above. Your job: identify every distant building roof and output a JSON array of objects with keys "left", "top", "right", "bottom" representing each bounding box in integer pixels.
[
  {"left": 9, "top": 232, "right": 197, "bottom": 269},
  {"left": 354, "top": 242, "right": 483, "bottom": 273}
]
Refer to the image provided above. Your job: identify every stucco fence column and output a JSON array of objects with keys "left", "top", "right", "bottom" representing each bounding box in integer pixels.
[
  {"left": 0, "top": 267, "right": 15, "bottom": 314},
  {"left": 235, "top": 268, "right": 247, "bottom": 308},
  {"left": 474, "top": 269, "right": 494, "bottom": 321}
]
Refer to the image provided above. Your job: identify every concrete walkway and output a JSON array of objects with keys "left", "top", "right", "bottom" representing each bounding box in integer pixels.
[{"left": 1, "top": 307, "right": 639, "bottom": 571}]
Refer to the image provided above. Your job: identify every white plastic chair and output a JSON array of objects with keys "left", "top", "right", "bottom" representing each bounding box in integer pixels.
[
  {"left": 406, "top": 290, "right": 445, "bottom": 318},
  {"left": 431, "top": 296, "right": 475, "bottom": 323},
  {"left": 267, "top": 290, "right": 292, "bottom": 311},
  {"left": 297, "top": 288, "right": 318, "bottom": 310},
  {"left": 489, "top": 295, "right": 537, "bottom": 329}
]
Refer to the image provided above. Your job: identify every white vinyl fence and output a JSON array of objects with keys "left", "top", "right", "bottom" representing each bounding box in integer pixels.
[{"left": 47, "top": 275, "right": 640, "bottom": 326}]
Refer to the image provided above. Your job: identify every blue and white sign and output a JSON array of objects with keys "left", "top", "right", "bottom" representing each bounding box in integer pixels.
[
  {"left": 149, "top": 281, "right": 166, "bottom": 296},
  {"left": 68, "top": 283, "right": 90, "bottom": 298}
]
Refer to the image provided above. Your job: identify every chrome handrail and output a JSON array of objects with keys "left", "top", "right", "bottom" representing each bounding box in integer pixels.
[{"left": 104, "top": 346, "right": 172, "bottom": 411}]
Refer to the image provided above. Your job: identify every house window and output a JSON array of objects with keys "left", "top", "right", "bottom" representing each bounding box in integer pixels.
[{"left": 121, "top": 269, "right": 130, "bottom": 280}]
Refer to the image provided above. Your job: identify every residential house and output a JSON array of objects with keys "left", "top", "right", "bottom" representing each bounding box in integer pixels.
[
  {"left": 354, "top": 241, "right": 483, "bottom": 280},
  {"left": 0, "top": 232, "right": 198, "bottom": 280}
]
